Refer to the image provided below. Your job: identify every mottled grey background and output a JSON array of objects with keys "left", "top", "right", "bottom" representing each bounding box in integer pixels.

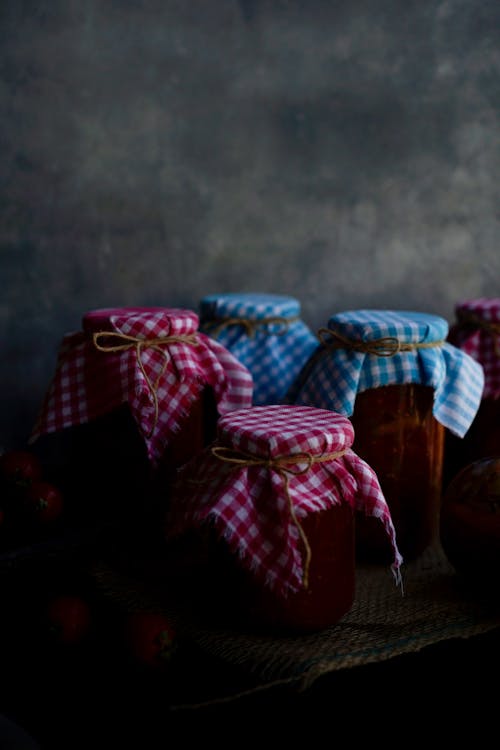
[{"left": 1, "top": 0, "right": 499, "bottom": 448}]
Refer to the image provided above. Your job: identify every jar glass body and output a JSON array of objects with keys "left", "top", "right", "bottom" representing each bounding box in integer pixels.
[
  {"left": 203, "top": 501, "right": 355, "bottom": 633},
  {"left": 351, "top": 384, "right": 445, "bottom": 561}
]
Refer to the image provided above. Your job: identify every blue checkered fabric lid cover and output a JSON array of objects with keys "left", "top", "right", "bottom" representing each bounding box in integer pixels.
[
  {"left": 290, "top": 309, "right": 484, "bottom": 438},
  {"left": 199, "top": 293, "right": 318, "bottom": 406}
]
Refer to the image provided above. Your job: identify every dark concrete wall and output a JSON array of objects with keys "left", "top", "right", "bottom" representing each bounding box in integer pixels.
[{"left": 1, "top": 0, "right": 499, "bottom": 447}]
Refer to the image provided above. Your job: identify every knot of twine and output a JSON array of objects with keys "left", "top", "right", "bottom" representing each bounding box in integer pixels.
[
  {"left": 456, "top": 311, "right": 500, "bottom": 357},
  {"left": 205, "top": 315, "right": 300, "bottom": 339},
  {"left": 318, "top": 327, "right": 444, "bottom": 357},
  {"left": 93, "top": 330, "right": 199, "bottom": 438},
  {"left": 211, "top": 444, "right": 347, "bottom": 589}
]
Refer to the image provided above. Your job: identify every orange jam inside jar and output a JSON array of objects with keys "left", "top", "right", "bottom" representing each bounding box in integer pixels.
[
  {"left": 289, "top": 309, "right": 483, "bottom": 563},
  {"left": 444, "top": 299, "right": 500, "bottom": 488},
  {"left": 166, "top": 404, "right": 401, "bottom": 633},
  {"left": 352, "top": 385, "right": 445, "bottom": 562}
]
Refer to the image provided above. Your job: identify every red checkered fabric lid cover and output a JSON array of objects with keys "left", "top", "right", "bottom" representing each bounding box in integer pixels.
[
  {"left": 167, "top": 404, "right": 402, "bottom": 596},
  {"left": 450, "top": 298, "right": 500, "bottom": 398},
  {"left": 30, "top": 307, "right": 254, "bottom": 465}
]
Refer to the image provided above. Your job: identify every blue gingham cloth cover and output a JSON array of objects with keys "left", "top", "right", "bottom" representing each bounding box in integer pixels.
[
  {"left": 199, "top": 293, "right": 318, "bottom": 406},
  {"left": 290, "top": 310, "right": 484, "bottom": 438}
]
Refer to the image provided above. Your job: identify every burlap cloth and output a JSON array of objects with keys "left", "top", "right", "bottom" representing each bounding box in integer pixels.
[{"left": 92, "top": 542, "right": 500, "bottom": 697}]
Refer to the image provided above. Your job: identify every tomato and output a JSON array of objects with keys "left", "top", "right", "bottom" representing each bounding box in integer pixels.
[
  {"left": 124, "top": 612, "right": 176, "bottom": 670},
  {"left": 24, "top": 480, "right": 64, "bottom": 523},
  {"left": 46, "top": 595, "right": 92, "bottom": 645},
  {"left": 0, "top": 450, "right": 42, "bottom": 486}
]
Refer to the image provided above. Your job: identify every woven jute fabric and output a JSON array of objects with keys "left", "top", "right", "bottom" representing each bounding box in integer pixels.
[{"left": 92, "top": 543, "right": 500, "bottom": 695}]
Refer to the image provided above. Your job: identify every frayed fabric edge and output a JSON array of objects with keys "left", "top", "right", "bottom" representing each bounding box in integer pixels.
[{"left": 392, "top": 563, "right": 405, "bottom": 596}]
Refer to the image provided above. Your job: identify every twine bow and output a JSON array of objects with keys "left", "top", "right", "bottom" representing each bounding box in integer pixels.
[
  {"left": 93, "top": 330, "right": 199, "bottom": 438},
  {"left": 211, "top": 444, "right": 347, "bottom": 589},
  {"left": 205, "top": 315, "right": 300, "bottom": 339},
  {"left": 318, "top": 327, "right": 444, "bottom": 357},
  {"left": 456, "top": 311, "right": 500, "bottom": 357}
]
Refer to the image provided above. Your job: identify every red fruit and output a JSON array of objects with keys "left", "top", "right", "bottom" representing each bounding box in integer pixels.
[
  {"left": 0, "top": 450, "right": 42, "bottom": 485},
  {"left": 441, "top": 457, "right": 500, "bottom": 581},
  {"left": 124, "top": 612, "right": 176, "bottom": 670},
  {"left": 46, "top": 595, "right": 92, "bottom": 645},
  {"left": 24, "top": 481, "right": 64, "bottom": 523}
]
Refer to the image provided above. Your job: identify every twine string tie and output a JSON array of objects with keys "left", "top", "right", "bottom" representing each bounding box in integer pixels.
[
  {"left": 206, "top": 315, "right": 300, "bottom": 339},
  {"left": 317, "top": 327, "right": 444, "bottom": 357},
  {"left": 93, "top": 330, "right": 199, "bottom": 438},
  {"left": 211, "top": 444, "right": 347, "bottom": 589}
]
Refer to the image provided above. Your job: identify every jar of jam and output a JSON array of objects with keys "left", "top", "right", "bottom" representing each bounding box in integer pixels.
[
  {"left": 29, "top": 307, "right": 253, "bottom": 535},
  {"left": 444, "top": 298, "right": 499, "bottom": 487},
  {"left": 199, "top": 293, "right": 318, "bottom": 405},
  {"left": 351, "top": 384, "right": 444, "bottom": 561},
  {"left": 289, "top": 310, "right": 484, "bottom": 561},
  {"left": 166, "top": 404, "right": 401, "bottom": 633}
]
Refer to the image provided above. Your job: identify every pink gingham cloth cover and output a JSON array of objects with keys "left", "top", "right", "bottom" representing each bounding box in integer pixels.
[
  {"left": 30, "top": 308, "right": 254, "bottom": 465},
  {"left": 167, "top": 404, "right": 402, "bottom": 596},
  {"left": 449, "top": 298, "right": 500, "bottom": 399}
]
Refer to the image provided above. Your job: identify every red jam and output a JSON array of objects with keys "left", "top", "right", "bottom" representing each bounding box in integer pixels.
[{"left": 232, "top": 502, "right": 355, "bottom": 632}]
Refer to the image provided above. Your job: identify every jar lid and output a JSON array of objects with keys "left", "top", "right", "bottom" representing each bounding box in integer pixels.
[
  {"left": 83, "top": 307, "right": 199, "bottom": 337},
  {"left": 455, "top": 298, "right": 500, "bottom": 324},
  {"left": 452, "top": 298, "right": 500, "bottom": 399},
  {"left": 290, "top": 308, "right": 484, "bottom": 438},
  {"left": 217, "top": 404, "right": 354, "bottom": 457},
  {"left": 31, "top": 304, "right": 253, "bottom": 466},
  {"left": 327, "top": 309, "right": 448, "bottom": 344},
  {"left": 200, "top": 293, "right": 300, "bottom": 321}
]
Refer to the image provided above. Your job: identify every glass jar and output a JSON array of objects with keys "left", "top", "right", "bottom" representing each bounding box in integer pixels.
[
  {"left": 351, "top": 384, "right": 444, "bottom": 561},
  {"left": 30, "top": 307, "right": 252, "bottom": 536},
  {"left": 444, "top": 299, "right": 499, "bottom": 487},
  {"left": 289, "top": 309, "right": 484, "bottom": 562},
  {"left": 166, "top": 404, "right": 401, "bottom": 633},
  {"left": 199, "top": 293, "right": 318, "bottom": 405},
  {"left": 235, "top": 501, "right": 355, "bottom": 631}
]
